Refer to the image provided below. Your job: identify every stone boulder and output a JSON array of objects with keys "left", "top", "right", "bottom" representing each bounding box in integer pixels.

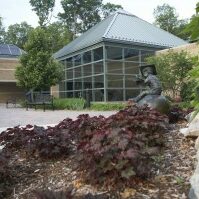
[
  {"left": 138, "top": 95, "right": 170, "bottom": 114},
  {"left": 189, "top": 151, "right": 199, "bottom": 199},
  {"left": 181, "top": 113, "right": 199, "bottom": 137}
]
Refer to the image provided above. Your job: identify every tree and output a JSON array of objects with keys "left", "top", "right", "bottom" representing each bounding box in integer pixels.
[
  {"left": 184, "top": 2, "right": 199, "bottom": 40},
  {"left": 29, "top": 0, "right": 55, "bottom": 27},
  {"left": 45, "top": 22, "right": 73, "bottom": 53},
  {"left": 147, "top": 50, "right": 197, "bottom": 99},
  {"left": 0, "top": 16, "right": 6, "bottom": 43},
  {"left": 153, "top": 3, "right": 188, "bottom": 40},
  {"left": 102, "top": 3, "right": 123, "bottom": 18},
  {"left": 58, "top": 0, "right": 122, "bottom": 36},
  {"left": 15, "top": 28, "right": 63, "bottom": 91},
  {"left": 5, "top": 22, "right": 33, "bottom": 49}
]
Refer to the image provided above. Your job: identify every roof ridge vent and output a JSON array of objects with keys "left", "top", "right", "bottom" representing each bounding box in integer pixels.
[{"left": 116, "top": 9, "right": 137, "bottom": 17}]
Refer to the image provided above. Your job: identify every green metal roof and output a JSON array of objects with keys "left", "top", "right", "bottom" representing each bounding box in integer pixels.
[{"left": 54, "top": 10, "right": 187, "bottom": 59}]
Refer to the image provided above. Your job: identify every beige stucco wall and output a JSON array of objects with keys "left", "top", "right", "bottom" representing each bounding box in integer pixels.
[
  {"left": 0, "top": 57, "right": 25, "bottom": 102},
  {"left": 156, "top": 42, "right": 199, "bottom": 56},
  {"left": 51, "top": 85, "right": 59, "bottom": 98},
  {"left": 0, "top": 82, "right": 25, "bottom": 103}
]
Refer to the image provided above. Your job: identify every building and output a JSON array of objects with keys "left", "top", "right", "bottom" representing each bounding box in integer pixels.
[
  {"left": 54, "top": 10, "right": 187, "bottom": 102},
  {"left": 0, "top": 44, "right": 25, "bottom": 103}
]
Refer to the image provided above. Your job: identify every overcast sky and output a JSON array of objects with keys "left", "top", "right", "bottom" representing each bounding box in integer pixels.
[{"left": 0, "top": 0, "right": 198, "bottom": 28}]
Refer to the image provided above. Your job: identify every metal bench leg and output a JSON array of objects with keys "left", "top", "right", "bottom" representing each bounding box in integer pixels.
[{"left": 43, "top": 103, "right": 45, "bottom": 112}]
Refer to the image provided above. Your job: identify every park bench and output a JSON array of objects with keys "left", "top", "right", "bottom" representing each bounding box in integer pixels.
[
  {"left": 6, "top": 98, "right": 17, "bottom": 108},
  {"left": 26, "top": 91, "right": 54, "bottom": 112}
]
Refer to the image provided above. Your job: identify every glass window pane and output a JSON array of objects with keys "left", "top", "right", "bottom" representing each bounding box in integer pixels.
[
  {"left": 107, "top": 89, "right": 123, "bottom": 101},
  {"left": 74, "top": 67, "right": 81, "bottom": 78},
  {"left": 84, "top": 77, "right": 92, "bottom": 89},
  {"left": 125, "top": 62, "right": 139, "bottom": 74},
  {"left": 141, "top": 50, "right": 154, "bottom": 62},
  {"left": 107, "top": 61, "right": 123, "bottom": 74},
  {"left": 59, "top": 81, "right": 66, "bottom": 91},
  {"left": 83, "top": 64, "right": 92, "bottom": 77},
  {"left": 66, "top": 91, "right": 73, "bottom": 98},
  {"left": 74, "top": 79, "right": 82, "bottom": 90},
  {"left": 66, "top": 69, "right": 73, "bottom": 80},
  {"left": 94, "top": 89, "right": 104, "bottom": 101},
  {"left": 125, "top": 76, "right": 138, "bottom": 88},
  {"left": 82, "top": 90, "right": 92, "bottom": 101},
  {"left": 74, "top": 91, "right": 82, "bottom": 98},
  {"left": 83, "top": 51, "right": 91, "bottom": 64},
  {"left": 107, "top": 75, "right": 123, "bottom": 88},
  {"left": 126, "top": 89, "right": 140, "bottom": 100},
  {"left": 74, "top": 54, "right": 81, "bottom": 66},
  {"left": 124, "top": 48, "right": 139, "bottom": 62},
  {"left": 94, "top": 47, "right": 103, "bottom": 61},
  {"left": 106, "top": 46, "right": 122, "bottom": 60},
  {"left": 94, "top": 61, "right": 104, "bottom": 74},
  {"left": 66, "top": 57, "right": 73, "bottom": 68},
  {"left": 94, "top": 75, "right": 104, "bottom": 88},
  {"left": 60, "top": 60, "right": 65, "bottom": 69},
  {"left": 66, "top": 80, "right": 73, "bottom": 90}
]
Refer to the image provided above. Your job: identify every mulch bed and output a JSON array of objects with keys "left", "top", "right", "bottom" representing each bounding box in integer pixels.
[{"left": 4, "top": 122, "right": 197, "bottom": 199}]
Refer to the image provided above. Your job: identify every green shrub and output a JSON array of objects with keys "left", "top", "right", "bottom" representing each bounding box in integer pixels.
[
  {"left": 90, "top": 102, "right": 126, "bottom": 111},
  {"left": 53, "top": 98, "right": 85, "bottom": 110},
  {"left": 147, "top": 50, "right": 197, "bottom": 99}
]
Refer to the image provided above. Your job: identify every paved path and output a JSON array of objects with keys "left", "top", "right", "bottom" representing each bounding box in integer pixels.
[{"left": 0, "top": 104, "right": 116, "bottom": 131}]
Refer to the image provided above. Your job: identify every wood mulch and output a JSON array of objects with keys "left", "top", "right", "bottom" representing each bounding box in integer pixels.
[{"left": 4, "top": 122, "right": 197, "bottom": 199}]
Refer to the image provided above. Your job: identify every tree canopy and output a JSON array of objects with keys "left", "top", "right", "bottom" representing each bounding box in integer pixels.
[
  {"left": 153, "top": 3, "right": 189, "bottom": 40},
  {"left": 58, "top": 0, "right": 122, "bottom": 36},
  {"left": 29, "top": 0, "right": 55, "bottom": 27},
  {"left": 0, "top": 16, "right": 6, "bottom": 43},
  {"left": 15, "top": 28, "right": 63, "bottom": 91},
  {"left": 184, "top": 2, "right": 199, "bottom": 40},
  {"left": 45, "top": 22, "right": 73, "bottom": 53},
  {"left": 4, "top": 22, "right": 33, "bottom": 49}
]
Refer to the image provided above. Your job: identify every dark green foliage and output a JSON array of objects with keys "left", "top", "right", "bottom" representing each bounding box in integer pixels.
[
  {"left": 15, "top": 28, "right": 63, "bottom": 91},
  {"left": 58, "top": 0, "right": 122, "bottom": 36},
  {"left": 29, "top": 0, "right": 55, "bottom": 27},
  {"left": 180, "top": 81, "right": 196, "bottom": 102},
  {"left": 45, "top": 22, "right": 73, "bottom": 53},
  {"left": 153, "top": 3, "right": 189, "bottom": 40},
  {"left": 4, "top": 22, "right": 33, "bottom": 49},
  {"left": 54, "top": 98, "right": 85, "bottom": 110},
  {"left": 184, "top": 2, "right": 199, "bottom": 40},
  {"left": 147, "top": 50, "right": 197, "bottom": 99},
  {"left": 90, "top": 102, "right": 126, "bottom": 111}
]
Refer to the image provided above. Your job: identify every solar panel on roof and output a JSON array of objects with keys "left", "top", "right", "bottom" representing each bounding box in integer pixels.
[
  {"left": 0, "top": 44, "right": 23, "bottom": 57},
  {"left": 0, "top": 45, "right": 11, "bottom": 55},
  {"left": 9, "top": 45, "right": 21, "bottom": 56}
]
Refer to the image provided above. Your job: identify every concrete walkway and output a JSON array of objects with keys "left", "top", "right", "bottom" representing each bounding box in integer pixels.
[{"left": 0, "top": 104, "right": 116, "bottom": 132}]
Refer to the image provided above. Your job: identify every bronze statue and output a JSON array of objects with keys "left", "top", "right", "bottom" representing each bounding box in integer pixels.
[
  {"left": 133, "top": 64, "right": 162, "bottom": 102},
  {"left": 130, "top": 64, "right": 170, "bottom": 114}
]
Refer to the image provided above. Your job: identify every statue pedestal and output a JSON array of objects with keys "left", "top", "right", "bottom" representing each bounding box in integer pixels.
[{"left": 138, "top": 95, "right": 170, "bottom": 114}]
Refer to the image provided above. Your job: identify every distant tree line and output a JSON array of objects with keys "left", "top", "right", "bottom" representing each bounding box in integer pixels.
[
  {"left": 1, "top": 1, "right": 199, "bottom": 51},
  {"left": 0, "top": 0, "right": 122, "bottom": 51},
  {"left": 0, "top": 0, "right": 199, "bottom": 92}
]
